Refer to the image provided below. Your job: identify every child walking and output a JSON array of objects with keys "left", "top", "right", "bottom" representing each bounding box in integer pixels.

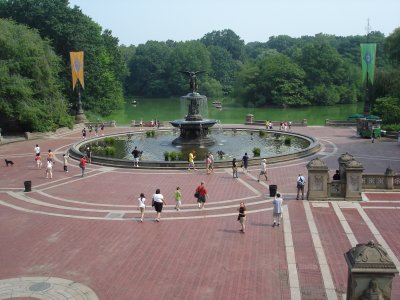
[
  {"left": 237, "top": 202, "right": 246, "bottom": 233},
  {"left": 137, "top": 193, "right": 146, "bottom": 222},
  {"left": 175, "top": 187, "right": 182, "bottom": 211},
  {"left": 63, "top": 153, "right": 69, "bottom": 172},
  {"left": 35, "top": 155, "right": 42, "bottom": 169}
]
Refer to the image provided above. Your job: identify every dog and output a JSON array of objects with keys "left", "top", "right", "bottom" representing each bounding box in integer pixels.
[{"left": 5, "top": 159, "right": 14, "bottom": 166}]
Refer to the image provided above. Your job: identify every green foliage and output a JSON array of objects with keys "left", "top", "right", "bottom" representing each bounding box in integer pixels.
[
  {"left": 372, "top": 97, "right": 400, "bottom": 125},
  {"left": 163, "top": 151, "right": 169, "bottom": 161},
  {"left": 385, "top": 28, "right": 400, "bottom": 66},
  {"left": 177, "top": 152, "right": 184, "bottom": 161},
  {"left": 169, "top": 151, "right": 177, "bottom": 161},
  {"left": 0, "top": 0, "right": 126, "bottom": 117},
  {"left": 284, "top": 137, "right": 292, "bottom": 145},
  {"left": 146, "top": 130, "right": 155, "bottom": 137},
  {"left": 252, "top": 147, "right": 261, "bottom": 157},
  {"left": 259, "top": 131, "right": 266, "bottom": 137},
  {"left": 104, "top": 146, "right": 116, "bottom": 156},
  {"left": 201, "top": 29, "right": 245, "bottom": 61},
  {"left": 103, "top": 137, "right": 116, "bottom": 146},
  {"left": 274, "top": 133, "right": 281, "bottom": 139},
  {"left": 381, "top": 124, "right": 400, "bottom": 132},
  {"left": 0, "top": 18, "right": 73, "bottom": 132}
]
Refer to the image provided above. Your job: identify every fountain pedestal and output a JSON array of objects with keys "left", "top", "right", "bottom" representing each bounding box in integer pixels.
[{"left": 170, "top": 92, "right": 216, "bottom": 146}]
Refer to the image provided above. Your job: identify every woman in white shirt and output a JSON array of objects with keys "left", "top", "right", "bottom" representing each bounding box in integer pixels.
[
  {"left": 272, "top": 193, "right": 283, "bottom": 227},
  {"left": 137, "top": 193, "right": 146, "bottom": 222},
  {"left": 45, "top": 160, "right": 53, "bottom": 179},
  {"left": 152, "top": 188, "right": 166, "bottom": 222}
]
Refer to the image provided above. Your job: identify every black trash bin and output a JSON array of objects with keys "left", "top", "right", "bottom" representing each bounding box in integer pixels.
[
  {"left": 269, "top": 184, "right": 277, "bottom": 197},
  {"left": 24, "top": 180, "right": 32, "bottom": 192}
]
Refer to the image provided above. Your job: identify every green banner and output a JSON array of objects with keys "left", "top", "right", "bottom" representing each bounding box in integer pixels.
[{"left": 360, "top": 43, "right": 377, "bottom": 84}]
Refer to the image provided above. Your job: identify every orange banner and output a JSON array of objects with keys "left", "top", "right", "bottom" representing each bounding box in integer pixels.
[{"left": 70, "top": 51, "right": 84, "bottom": 90}]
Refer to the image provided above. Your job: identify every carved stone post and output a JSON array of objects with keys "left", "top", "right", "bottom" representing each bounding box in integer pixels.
[
  {"left": 339, "top": 153, "right": 354, "bottom": 184},
  {"left": 306, "top": 158, "right": 329, "bottom": 200},
  {"left": 345, "top": 159, "right": 364, "bottom": 201},
  {"left": 385, "top": 167, "right": 395, "bottom": 190},
  {"left": 246, "top": 114, "right": 254, "bottom": 124},
  {"left": 345, "top": 240, "right": 398, "bottom": 300}
]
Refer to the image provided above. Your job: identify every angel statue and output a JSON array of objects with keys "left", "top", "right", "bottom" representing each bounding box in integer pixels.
[{"left": 179, "top": 71, "right": 205, "bottom": 93}]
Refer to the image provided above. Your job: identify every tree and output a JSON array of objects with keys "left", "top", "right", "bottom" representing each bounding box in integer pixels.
[
  {"left": 201, "top": 29, "right": 245, "bottom": 61},
  {"left": 372, "top": 97, "right": 400, "bottom": 124},
  {"left": 0, "top": 0, "right": 126, "bottom": 115},
  {"left": 385, "top": 27, "right": 400, "bottom": 66},
  {"left": 0, "top": 19, "right": 73, "bottom": 132}
]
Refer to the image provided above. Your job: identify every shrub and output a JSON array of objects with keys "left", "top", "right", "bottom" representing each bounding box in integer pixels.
[
  {"left": 104, "top": 146, "right": 116, "bottom": 156},
  {"left": 146, "top": 130, "right": 156, "bottom": 137},
  {"left": 163, "top": 151, "right": 169, "bottom": 161},
  {"left": 381, "top": 124, "right": 400, "bottom": 132},
  {"left": 252, "top": 147, "right": 261, "bottom": 157},
  {"left": 274, "top": 133, "right": 281, "bottom": 139},
  {"left": 284, "top": 137, "right": 292, "bottom": 145},
  {"left": 104, "top": 137, "right": 116, "bottom": 146},
  {"left": 169, "top": 151, "right": 177, "bottom": 161},
  {"left": 259, "top": 130, "right": 266, "bottom": 137},
  {"left": 177, "top": 152, "right": 184, "bottom": 161}
]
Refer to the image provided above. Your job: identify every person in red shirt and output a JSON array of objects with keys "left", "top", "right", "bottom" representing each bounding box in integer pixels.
[
  {"left": 195, "top": 181, "right": 208, "bottom": 209},
  {"left": 79, "top": 156, "right": 87, "bottom": 177}
]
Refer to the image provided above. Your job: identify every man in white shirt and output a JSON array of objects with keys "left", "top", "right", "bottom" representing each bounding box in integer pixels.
[
  {"left": 34, "top": 144, "right": 40, "bottom": 157},
  {"left": 257, "top": 159, "right": 268, "bottom": 182},
  {"left": 296, "top": 174, "right": 306, "bottom": 200},
  {"left": 272, "top": 193, "right": 283, "bottom": 227}
]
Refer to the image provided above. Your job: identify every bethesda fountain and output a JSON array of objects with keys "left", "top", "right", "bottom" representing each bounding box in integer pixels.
[{"left": 170, "top": 71, "right": 217, "bottom": 145}]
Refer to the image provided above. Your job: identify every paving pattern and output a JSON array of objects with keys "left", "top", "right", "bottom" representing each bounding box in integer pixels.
[{"left": 0, "top": 125, "right": 399, "bottom": 299}]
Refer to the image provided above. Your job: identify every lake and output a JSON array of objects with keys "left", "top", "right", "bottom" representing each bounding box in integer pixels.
[{"left": 106, "top": 98, "right": 364, "bottom": 126}]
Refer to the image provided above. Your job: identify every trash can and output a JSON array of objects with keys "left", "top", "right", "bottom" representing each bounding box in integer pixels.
[
  {"left": 24, "top": 181, "right": 32, "bottom": 192},
  {"left": 269, "top": 184, "right": 277, "bottom": 197}
]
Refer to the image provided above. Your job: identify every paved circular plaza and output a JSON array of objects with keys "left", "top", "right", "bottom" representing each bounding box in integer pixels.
[{"left": 0, "top": 125, "right": 399, "bottom": 299}]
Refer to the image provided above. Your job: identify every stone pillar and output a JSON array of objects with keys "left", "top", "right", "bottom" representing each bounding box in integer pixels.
[
  {"left": 245, "top": 114, "right": 254, "bottom": 124},
  {"left": 345, "top": 240, "right": 398, "bottom": 300},
  {"left": 385, "top": 167, "right": 395, "bottom": 190},
  {"left": 338, "top": 153, "right": 354, "bottom": 183},
  {"left": 302, "top": 119, "right": 308, "bottom": 126},
  {"left": 306, "top": 157, "right": 329, "bottom": 200},
  {"left": 345, "top": 159, "right": 364, "bottom": 201}
]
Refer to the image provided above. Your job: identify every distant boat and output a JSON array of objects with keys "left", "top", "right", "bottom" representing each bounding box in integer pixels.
[
  {"left": 131, "top": 100, "right": 137, "bottom": 105},
  {"left": 214, "top": 104, "right": 222, "bottom": 109},
  {"left": 212, "top": 101, "right": 222, "bottom": 105}
]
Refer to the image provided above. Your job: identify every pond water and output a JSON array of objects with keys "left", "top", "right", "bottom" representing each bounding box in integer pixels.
[
  {"left": 105, "top": 98, "right": 364, "bottom": 126},
  {"left": 82, "top": 129, "right": 311, "bottom": 162}
]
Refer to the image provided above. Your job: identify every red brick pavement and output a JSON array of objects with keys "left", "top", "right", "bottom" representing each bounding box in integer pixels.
[{"left": 1, "top": 126, "right": 400, "bottom": 299}]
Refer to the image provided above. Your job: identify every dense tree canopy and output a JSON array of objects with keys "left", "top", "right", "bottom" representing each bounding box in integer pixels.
[
  {"left": 0, "top": 0, "right": 399, "bottom": 131},
  {"left": 0, "top": 19, "right": 73, "bottom": 132},
  {"left": 0, "top": 0, "right": 126, "bottom": 115}
]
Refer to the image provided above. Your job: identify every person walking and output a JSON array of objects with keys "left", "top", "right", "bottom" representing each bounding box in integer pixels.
[
  {"left": 257, "top": 159, "right": 268, "bottom": 182},
  {"left": 86, "top": 147, "right": 92, "bottom": 164},
  {"left": 175, "top": 187, "right": 182, "bottom": 211},
  {"left": 45, "top": 160, "right": 53, "bottom": 179},
  {"left": 35, "top": 154, "right": 43, "bottom": 169},
  {"left": 132, "top": 146, "right": 141, "bottom": 167},
  {"left": 241, "top": 152, "right": 249, "bottom": 173},
  {"left": 82, "top": 128, "right": 87, "bottom": 139},
  {"left": 237, "top": 202, "right": 246, "bottom": 233},
  {"left": 79, "top": 156, "right": 87, "bottom": 177},
  {"left": 137, "top": 193, "right": 146, "bottom": 222},
  {"left": 100, "top": 123, "right": 105, "bottom": 136},
  {"left": 152, "top": 188, "right": 166, "bottom": 222},
  {"left": 188, "top": 150, "right": 196, "bottom": 170},
  {"left": 195, "top": 181, "right": 208, "bottom": 209},
  {"left": 296, "top": 174, "right": 306, "bottom": 200},
  {"left": 208, "top": 152, "right": 214, "bottom": 173},
  {"left": 34, "top": 144, "right": 40, "bottom": 157},
  {"left": 232, "top": 158, "right": 238, "bottom": 178},
  {"left": 272, "top": 193, "right": 283, "bottom": 227},
  {"left": 63, "top": 153, "right": 69, "bottom": 172},
  {"left": 47, "top": 149, "right": 55, "bottom": 163}
]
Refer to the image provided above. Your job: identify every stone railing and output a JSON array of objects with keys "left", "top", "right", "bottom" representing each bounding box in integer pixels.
[
  {"left": 85, "top": 121, "right": 116, "bottom": 127},
  {"left": 245, "top": 119, "right": 308, "bottom": 127},
  {"left": 362, "top": 170, "right": 399, "bottom": 190},
  {"left": 324, "top": 119, "right": 357, "bottom": 126}
]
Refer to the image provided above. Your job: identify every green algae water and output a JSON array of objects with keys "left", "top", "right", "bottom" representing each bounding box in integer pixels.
[{"left": 105, "top": 98, "right": 364, "bottom": 126}]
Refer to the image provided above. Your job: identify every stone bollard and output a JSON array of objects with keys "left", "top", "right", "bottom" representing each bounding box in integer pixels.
[
  {"left": 306, "top": 157, "right": 329, "bottom": 200},
  {"left": 345, "top": 159, "right": 364, "bottom": 201},
  {"left": 385, "top": 167, "right": 395, "bottom": 190},
  {"left": 338, "top": 153, "right": 354, "bottom": 184},
  {"left": 345, "top": 240, "right": 398, "bottom": 300},
  {"left": 245, "top": 114, "right": 254, "bottom": 124}
]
